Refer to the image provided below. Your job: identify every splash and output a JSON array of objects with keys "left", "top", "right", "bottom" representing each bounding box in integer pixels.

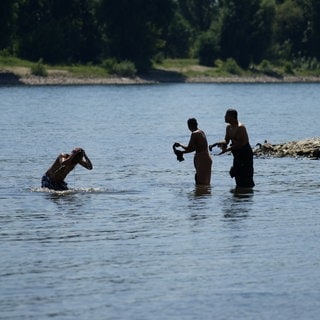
[{"left": 30, "top": 187, "right": 139, "bottom": 195}]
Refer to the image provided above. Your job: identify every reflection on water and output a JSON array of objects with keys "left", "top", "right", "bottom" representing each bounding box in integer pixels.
[
  {"left": 231, "top": 186, "right": 254, "bottom": 198},
  {"left": 186, "top": 185, "right": 213, "bottom": 222},
  {"left": 45, "top": 191, "right": 88, "bottom": 211},
  {"left": 193, "top": 185, "right": 212, "bottom": 197},
  {"left": 222, "top": 187, "right": 254, "bottom": 219}
]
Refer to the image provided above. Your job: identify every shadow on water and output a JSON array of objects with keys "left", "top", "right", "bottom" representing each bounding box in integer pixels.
[
  {"left": 187, "top": 185, "right": 212, "bottom": 221},
  {"left": 44, "top": 190, "right": 89, "bottom": 212},
  {"left": 222, "top": 187, "right": 254, "bottom": 219},
  {"left": 193, "top": 185, "right": 212, "bottom": 198},
  {"left": 231, "top": 186, "right": 254, "bottom": 199}
]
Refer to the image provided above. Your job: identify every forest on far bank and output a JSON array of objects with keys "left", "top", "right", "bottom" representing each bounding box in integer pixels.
[{"left": 1, "top": 0, "right": 320, "bottom": 73}]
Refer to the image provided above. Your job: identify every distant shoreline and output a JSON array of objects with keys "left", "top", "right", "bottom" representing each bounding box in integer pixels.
[{"left": 1, "top": 70, "right": 320, "bottom": 86}]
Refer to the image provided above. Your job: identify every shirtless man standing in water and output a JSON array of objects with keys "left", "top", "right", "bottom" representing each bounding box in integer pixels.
[
  {"left": 209, "top": 109, "right": 254, "bottom": 188},
  {"left": 174, "top": 118, "right": 212, "bottom": 185},
  {"left": 41, "top": 148, "right": 93, "bottom": 191}
]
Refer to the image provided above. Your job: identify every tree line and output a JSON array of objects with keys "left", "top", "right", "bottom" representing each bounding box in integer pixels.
[{"left": 1, "top": 0, "right": 320, "bottom": 72}]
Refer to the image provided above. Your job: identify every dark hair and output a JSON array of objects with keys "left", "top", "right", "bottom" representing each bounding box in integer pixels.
[
  {"left": 226, "top": 108, "right": 238, "bottom": 120},
  {"left": 187, "top": 118, "right": 198, "bottom": 128},
  {"left": 72, "top": 149, "right": 84, "bottom": 163}
]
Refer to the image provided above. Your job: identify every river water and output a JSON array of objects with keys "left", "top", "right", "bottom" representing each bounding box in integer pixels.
[{"left": 0, "top": 83, "right": 319, "bottom": 319}]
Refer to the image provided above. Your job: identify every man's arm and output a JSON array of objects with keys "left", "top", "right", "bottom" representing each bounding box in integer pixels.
[
  {"left": 78, "top": 152, "right": 93, "bottom": 170},
  {"left": 61, "top": 151, "right": 79, "bottom": 166},
  {"left": 209, "top": 127, "right": 230, "bottom": 151},
  {"left": 175, "top": 132, "right": 196, "bottom": 153},
  {"left": 61, "top": 149, "right": 92, "bottom": 170}
]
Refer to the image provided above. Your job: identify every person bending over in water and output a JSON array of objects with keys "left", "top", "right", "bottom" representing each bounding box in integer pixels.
[
  {"left": 41, "top": 148, "right": 93, "bottom": 191},
  {"left": 209, "top": 109, "right": 254, "bottom": 188},
  {"left": 174, "top": 118, "right": 212, "bottom": 185}
]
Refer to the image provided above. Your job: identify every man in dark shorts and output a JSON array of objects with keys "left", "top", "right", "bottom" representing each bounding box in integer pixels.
[
  {"left": 41, "top": 148, "right": 93, "bottom": 190},
  {"left": 209, "top": 109, "right": 254, "bottom": 188}
]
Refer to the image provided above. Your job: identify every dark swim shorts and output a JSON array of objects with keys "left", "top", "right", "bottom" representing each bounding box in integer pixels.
[{"left": 41, "top": 175, "right": 68, "bottom": 191}]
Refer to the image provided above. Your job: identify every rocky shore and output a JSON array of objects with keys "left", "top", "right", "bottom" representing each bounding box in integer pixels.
[
  {"left": 253, "top": 137, "right": 320, "bottom": 159},
  {"left": 0, "top": 71, "right": 153, "bottom": 85},
  {"left": 1, "top": 69, "right": 320, "bottom": 86}
]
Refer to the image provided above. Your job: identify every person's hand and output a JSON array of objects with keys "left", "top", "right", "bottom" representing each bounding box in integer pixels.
[
  {"left": 73, "top": 148, "right": 85, "bottom": 158},
  {"left": 173, "top": 142, "right": 180, "bottom": 148},
  {"left": 217, "top": 143, "right": 227, "bottom": 149},
  {"left": 73, "top": 147, "right": 83, "bottom": 153},
  {"left": 218, "top": 147, "right": 228, "bottom": 155},
  {"left": 209, "top": 143, "right": 219, "bottom": 151}
]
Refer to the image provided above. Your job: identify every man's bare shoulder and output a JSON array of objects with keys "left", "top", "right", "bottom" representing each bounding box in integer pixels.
[
  {"left": 226, "top": 124, "right": 233, "bottom": 132},
  {"left": 60, "top": 153, "right": 69, "bottom": 159},
  {"left": 238, "top": 123, "right": 248, "bottom": 133},
  {"left": 190, "top": 129, "right": 199, "bottom": 137},
  {"left": 192, "top": 129, "right": 207, "bottom": 139}
]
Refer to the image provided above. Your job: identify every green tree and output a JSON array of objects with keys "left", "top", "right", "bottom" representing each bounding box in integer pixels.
[
  {"left": 298, "top": 0, "right": 320, "bottom": 60},
  {"left": 178, "top": 0, "right": 219, "bottom": 32},
  {"left": 16, "top": 0, "right": 99, "bottom": 63},
  {"left": 309, "top": 0, "right": 320, "bottom": 59},
  {"left": 274, "top": 0, "right": 306, "bottom": 59},
  {"left": 0, "top": 0, "right": 18, "bottom": 51},
  {"left": 252, "top": 0, "right": 276, "bottom": 63},
  {"left": 220, "top": 0, "right": 275, "bottom": 68},
  {"left": 197, "top": 29, "right": 220, "bottom": 66},
  {"left": 164, "top": 11, "right": 193, "bottom": 58},
  {"left": 98, "top": 0, "right": 175, "bottom": 72}
]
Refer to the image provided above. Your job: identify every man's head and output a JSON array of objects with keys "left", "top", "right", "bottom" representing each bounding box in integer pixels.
[
  {"left": 187, "top": 118, "right": 198, "bottom": 131},
  {"left": 72, "top": 148, "right": 84, "bottom": 163},
  {"left": 225, "top": 109, "right": 238, "bottom": 122}
]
